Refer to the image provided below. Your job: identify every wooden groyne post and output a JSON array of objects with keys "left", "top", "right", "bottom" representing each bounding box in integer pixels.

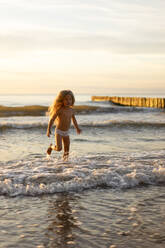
[{"left": 91, "top": 96, "right": 165, "bottom": 108}]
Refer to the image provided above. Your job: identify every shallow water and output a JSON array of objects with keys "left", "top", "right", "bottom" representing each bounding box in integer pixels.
[
  {"left": 0, "top": 186, "right": 165, "bottom": 248},
  {"left": 0, "top": 94, "right": 165, "bottom": 247}
]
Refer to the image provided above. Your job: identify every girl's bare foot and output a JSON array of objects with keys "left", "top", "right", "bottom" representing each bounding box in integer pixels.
[
  {"left": 47, "top": 144, "right": 52, "bottom": 155},
  {"left": 63, "top": 152, "right": 69, "bottom": 161}
]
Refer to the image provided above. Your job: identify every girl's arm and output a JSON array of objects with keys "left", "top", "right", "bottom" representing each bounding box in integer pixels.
[
  {"left": 72, "top": 114, "right": 81, "bottom": 134},
  {"left": 46, "top": 112, "right": 58, "bottom": 137}
]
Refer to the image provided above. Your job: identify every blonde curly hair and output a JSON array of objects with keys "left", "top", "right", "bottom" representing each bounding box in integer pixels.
[{"left": 48, "top": 90, "right": 75, "bottom": 118}]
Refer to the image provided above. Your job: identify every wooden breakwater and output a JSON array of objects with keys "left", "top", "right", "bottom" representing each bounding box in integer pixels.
[{"left": 91, "top": 96, "right": 165, "bottom": 108}]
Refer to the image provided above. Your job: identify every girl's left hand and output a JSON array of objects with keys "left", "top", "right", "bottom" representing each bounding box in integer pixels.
[
  {"left": 77, "top": 128, "right": 82, "bottom": 134},
  {"left": 47, "top": 129, "right": 51, "bottom": 137}
]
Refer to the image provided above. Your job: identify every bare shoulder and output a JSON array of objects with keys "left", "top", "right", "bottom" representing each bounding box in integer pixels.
[
  {"left": 71, "top": 108, "right": 75, "bottom": 116},
  {"left": 56, "top": 108, "right": 63, "bottom": 115},
  {"left": 51, "top": 108, "right": 62, "bottom": 119}
]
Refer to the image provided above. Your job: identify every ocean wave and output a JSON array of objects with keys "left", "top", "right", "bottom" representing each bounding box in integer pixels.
[
  {"left": 0, "top": 153, "right": 165, "bottom": 197},
  {"left": 0, "top": 104, "right": 163, "bottom": 117},
  {"left": 0, "top": 121, "right": 47, "bottom": 130},
  {"left": 1, "top": 119, "right": 165, "bottom": 130},
  {"left": 0, "top": 105, "right": 101, "bottom": 117},
  {"left": 0, "top": 105, "right": 48, "bottom": 117}
]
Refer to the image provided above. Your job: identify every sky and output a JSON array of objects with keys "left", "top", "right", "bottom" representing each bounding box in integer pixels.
[{"left": 0, "top": 0, "right": 165, "bottom": 95}]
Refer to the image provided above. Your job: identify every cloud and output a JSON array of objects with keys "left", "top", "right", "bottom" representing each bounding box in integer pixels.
[
  {"left": 0, "top": 27, "right": 165, "bottom": 55},
  {"left": 0, "top": 0, "right": 165, "bottom": 55}
]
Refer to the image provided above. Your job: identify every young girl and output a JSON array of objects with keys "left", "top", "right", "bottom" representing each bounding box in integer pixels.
[{"left": 46, "top": 90, "right": 81, "bottom": 160}]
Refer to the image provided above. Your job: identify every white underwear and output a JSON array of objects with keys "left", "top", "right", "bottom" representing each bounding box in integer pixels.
[{"left": 55, "top": 128, "right": 69, "bottom": 137}]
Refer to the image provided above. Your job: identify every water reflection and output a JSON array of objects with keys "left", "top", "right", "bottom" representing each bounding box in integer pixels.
[{"left": 45, "top": 193, "right": 79, "bottom": 248}]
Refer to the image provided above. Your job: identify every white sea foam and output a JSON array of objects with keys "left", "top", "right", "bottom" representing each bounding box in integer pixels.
[
  {"left": 0, "top": 153, "right": 165, "bottom": 197},
  {"left": 0, "top": 116, "right": 48, "bottom": 129},
  {"left": 1, "top": 117, "right": 165, "bottom": 130}
]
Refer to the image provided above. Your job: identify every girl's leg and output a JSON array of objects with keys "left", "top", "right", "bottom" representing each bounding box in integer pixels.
[
  {"left": 62, "top": 135, "right": 70, "bottom": 160},
  {"left": 47, "top": 134, "right": 62, "bottom": 155},
  {"left": 54, "top": 133, "right": 62, "bottom": 151}
]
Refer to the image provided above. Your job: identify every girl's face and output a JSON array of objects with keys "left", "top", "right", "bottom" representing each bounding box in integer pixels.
[{"left": 63, "top": 94, "right": 73, "bottom": 107}]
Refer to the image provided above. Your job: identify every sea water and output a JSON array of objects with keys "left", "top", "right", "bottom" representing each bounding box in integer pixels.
[{"left": 0, "top": 93, "right": 165, "bottom": 247}]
